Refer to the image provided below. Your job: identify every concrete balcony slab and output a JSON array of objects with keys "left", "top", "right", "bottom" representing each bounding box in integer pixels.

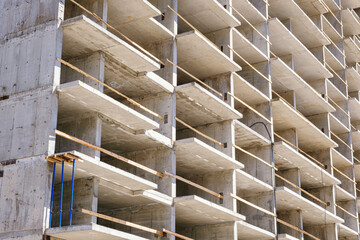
[
  {"left": 237, "top": 221, "right": 275, "bottom": 239},
  {"left": 329, "top": 113, "right": 349, "bottom": 134},
  {"left": 326, "top": 79, "right": 347, "bottom": 101},
  {"left": 269, "top": 18, "right": 332, "bottom": 81},
  {"left": 349, "top": 97, "right": 360, "bottom": 123},
  {"left": 174, "top": 195, "right": 245, "bottom": 226},
  {"left": 276, "top": 186, "right": 344, "bottom": 225},
  {"left": 234, "top": 120, "right": 271, "bottom": 148},
  {"left": 271, "top": 57, "right": 334, "bottom": 116},
  {"left": 321, "top": 15, "right": 343, "bottom": 42},
  {"left": 175, "top": 138, "right": 244, "bottom": 175},
  {"left": 272, "top": 99, "right": 338, "bottom": 151},
  {"left": 346, "top": 66, "right": 360, "bottom": 92},
  {"left": 338, "top": 223, "right": 359, "bottom": 238},
  {"left": 107, "top": 0, "right": 160, "bottom": 25},
  {"left": 177, "top": 30, "right": 241, "bottom": 79},
  {"left": 104, "top": 57, "right": 174, "bottom": 98},
  {"left": 274, "top": 141, "right": 340, "bottom": 187},
  {"left": 342, "top": 9, "right": 360, "bottom": 36},
  {"left": 278, "top": 234, "right": 299, "bottom": 240},
  {"left": 178, "top": 0, "right": 240, "bottom": 33},
  {"left": 335, "top": 185, "right": 355, "bottom": 201},
  {"left": 232, "top": 28, "right": 268, "bottom": 65},
  {"left": 58, "top": 81, "right": 159, "bottom": 132},
  {"left": 51, "top": 151, "right": 156, "bottom": 192},
  {"left": 344, "top": 37, "right": 360, "bottom": 65},
  {"left": 233, "top": 72, "right": 270, "bottom": 107},
  {"left": 45, "top": 223, "right": 149, "bottom": 240},
  {"left": 331, "top": 148, "right": 352, "bottom": 168},
  {"left": 342, "top": 0, "right": 360, "bottom": 8},
  {"left": 269, "top": 0, "right": 329, "bottom": 48},
  {"left": 176, "top": 82, "right": 242, "bottom": 127},
  {"left": 236, "top": 169, "right": 273, "bottom": 195},
  {"left": 101, "top": 122, "right": 172, "bottom": 153},
  {"left": 324, "top": 46, "right": 345, "bottom": 71},
  {"left": 294, "top": 0, "right": 328, "bottom": 16},
  {"left": 62, "top": 15, "right": 160, "bottom": 73},
  {"left": 233, "top": 0, "right": 267, "bottom": 25},
  {"left": 109, "top": 17, "right": 174, "bottom": 45}
]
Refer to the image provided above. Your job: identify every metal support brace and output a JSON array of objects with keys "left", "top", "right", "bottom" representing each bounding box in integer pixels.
[
  {"left": 69, "top": 159, "right": 76, "bottom": 226},
  {"left": 49, "top": 163, "right": 56, "bottom": 228},
  {"left": 59, "top": 161, "right": 65, "bottom": 227}
]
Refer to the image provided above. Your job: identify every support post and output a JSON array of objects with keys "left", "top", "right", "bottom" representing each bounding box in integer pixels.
[
  {"left": 69, "top": 159, "right": 76, "bottom": 226},
  {"left": 49, "top": 163, "right": 56, "bottom": 228},
  {"left": 59, "top": 161, "right": 65, "bottom": 227}
]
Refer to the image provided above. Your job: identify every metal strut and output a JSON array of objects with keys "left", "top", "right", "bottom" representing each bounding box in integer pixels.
[
  {"left": 49, "top": 163, "right": 56, "bottom": 228},
  {"left": 59, "top": 161, "right": 65, "bottom": 227},
  {"left": 69, "top": 159, "right": 76, "bottom": 226}
]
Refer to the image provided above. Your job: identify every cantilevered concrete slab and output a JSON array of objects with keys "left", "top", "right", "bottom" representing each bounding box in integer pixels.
[
  {"left": 330, "top": 113, "right": 349, "bottom": 134},
  {"left": 269, "top": 18, "right": 333, "bottom": 81},
  {"left": 45, "top": 224, "right": 148, "bottom": 240},
  {"left": 236, "top": 170, "right": 273, "bottom": 195},
  {"left": 276, "top": 187, "right": 344, "bottom": 225},
  {"left": 322, "top": 15, "right": 343, "bottom": 42},
  {"left": 273, "top": 141, "right": 340, "bottom": 187},
  {"left": 332, "top": 148, "right": 352, "bottom": 168},
  {"left": 175, "top": 138, "right": 244, "bottom": 175},
  {"left": 324, "top": 46, "right": 345, "bottom": 71},
  {"left": 58, "top": 81, "right": 159, "bottom": 131},
  {"left": 178, "top": 0, "right": 240, "bottom": 33},
  {"left": 349, "top": 97, "right": 360, "bottom": 123},
  {"left": 104, "top": 57, "right": 174, "bottom": 98},
  {"left": 52, "top": 151, "right": 157, "bottom": 191},
  {"left": 272, "top": 99, "right": 338, "bottom": 151},
  {"left": 176, "top": 82, "right": 242, "bottom": 127},
  {"left": 351, "top": 129, "right": 360, "bottom": 151},
  {"left": 338, "top": 223, "right": 359, "bottom": 239},
  {"left": 233, "top": 0, "right": 267, "bottom": 25},
  {"left": 326, "top": 79, "right": 347, "bottom": 102},
  {"left": 107, "top": 0, "right": 160, "bottom": 25},
  {"left": 62, "top": 15, "right": 160, "bottom": 73},
  {"left": 234, "top": 120, "right": 271, "bottom": 148},
  {"left": 346, "top": 66, "right": 360, "bottom": 92},
  {"left": 110, "top": 17, "right": 174, "bottom": 45},
  {"left": 294, "top": 0, "right": 328, "bottom": 16},
  {"left": 101, "top": 122, "right": 172, "bottom": 153},
  {"left": 98, "top": 183, "right": 172, "bottom": 209},
  {"left": 177, "top": 30, "right": 241, "bottom": 79},
  {"left": 269, "top": 0, "right": 329, "bottom": 48},
  {"left": 233, "top": 73, "right": 270, "bottom": 107},
  {"left": 342, "top": 0, "right": 360, "bottom": 8},
  {"left": 335, "top": 185, "right": 355, "bottom": 201},
  {"left": 107, "top": 0, "right": 174, "bottom": 44},
  {"left": 270, "top": 58, "right": 334, "bottom": 116},
  {"left": 344, "top": 37, "right": 360, "bottom": 65},
  {"left": 232, "top": 28, "right": 268, "bottom": 65},
  {"left": 237, "top": 221, "right": 275, "bottom": 239},
  {"left": 174, "top": 195, "right": 245, "bottom": 226},
  {"left": 342, "top": 9, "right": 360, "bottom": 37},
  {"left": 278, "top": 234, "right": 299, "bottom": 240}
]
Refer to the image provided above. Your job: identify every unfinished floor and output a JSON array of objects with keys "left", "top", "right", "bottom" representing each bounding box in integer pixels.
[{"left": 1, "top": 0, "right": 360, "bottom": 239}]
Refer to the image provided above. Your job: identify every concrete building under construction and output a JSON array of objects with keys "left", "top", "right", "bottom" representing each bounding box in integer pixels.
[{"left": 2, "top": 0, "right": 360, "bottom": 239}]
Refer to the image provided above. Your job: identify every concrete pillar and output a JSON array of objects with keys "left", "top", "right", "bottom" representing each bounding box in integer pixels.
[{"left": 278, "top": 210, "right": 303, "bottom": 239}]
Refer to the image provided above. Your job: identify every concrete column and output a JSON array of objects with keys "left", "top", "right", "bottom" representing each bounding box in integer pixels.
[
  {"left": 56, "top": 112, "right": 102, "bottom": 161},
  {"left": 278, "top": 210, "right": 303, "bottom": 239}
]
